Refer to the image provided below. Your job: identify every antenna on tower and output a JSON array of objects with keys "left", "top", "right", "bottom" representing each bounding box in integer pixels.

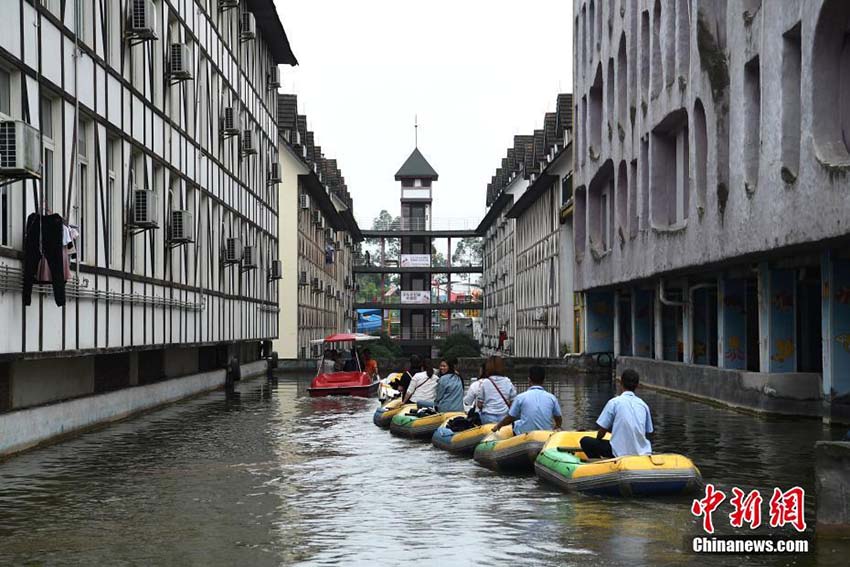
[{"left": 415, "top": 114, "right": 419, "bottom": 148}]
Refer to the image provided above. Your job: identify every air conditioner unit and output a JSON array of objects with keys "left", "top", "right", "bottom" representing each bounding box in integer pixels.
[
  {"left": 168, "top": 44, "right": 192, "bottom": 80},
  {"left": 311, "top": 277, "right": 321, "bottom": 292},
  {"left": 311, "top": 210, "right": 321, "bottom": 225},
  {"left": 268, "top": 162, "right": 281, "bottom": 184},
  {"left": 299, "top": 193, "right": 310, "bottom": 210},
  {"left": 222, "top": 107, "right": 239, "bottom": 137},
  {"left": 240, "top": 12, "right": 256, "bottom": 41},
  {"left": 169, "top": 209, "right": 193, "bottom": 243},
  {"left": 218, "top": 0, "right": 239, "bottom": 9},
  {"left": 267, "top": 67, "right": 280, "bottom": 90},
  {"left": 224, "top": 237, "right": 242, "bottom": 264},
  {"left": 335, "top": 290, "right": 341, "bottom": 301},
  {"left": 344, "top": 235, "right": 352, "bottom": 247},
  {"left": 130, "top": 187, "right": 158, "bottom": 228},
  {"left": 0, "top": 120, "right": 41, "bottom": 178},
  {"left": 299, "top": 271, "right": 308, "bottom": 286},
  {"left": 269, "top": 259, "right": 282, "bottom": 280},
  {"left": 241, "top": 130, "right": 257, "bottom": 155},
  {"left": 324, "top": 228, "right": 334, "bottom": 241},
  {"left": 242, "top": 245, "right": 257, "bottom": 269},
  {"left": 325, "top": 284, "right": 333, "bottom": 296},
  {"left": 128, "top": 0, "right": 157, "bottom": 39}
]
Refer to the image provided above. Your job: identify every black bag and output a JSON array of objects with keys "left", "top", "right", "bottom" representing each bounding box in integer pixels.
[
  {"left": 465, "top": 407, "right": 482, "bottom": 426},
  {"left": 447, "top": 415, "right": 477, "bottom": 432}
]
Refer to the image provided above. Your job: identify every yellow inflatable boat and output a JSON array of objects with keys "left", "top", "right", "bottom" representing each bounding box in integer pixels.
[
  {"left": 390, "top": 409, "right": 466, "bottom": 440},
  {"left": 431, "top": 419, "right": 496, "bottom": 455},
  {"left": 473, "top": 428, "right": 555, "bottom": 472},
  {"left": 534, "top": 432, "right": 703, "bottom": 496},
  {"left": 372, "top": 399, "right": 415, "bottom": 429}
]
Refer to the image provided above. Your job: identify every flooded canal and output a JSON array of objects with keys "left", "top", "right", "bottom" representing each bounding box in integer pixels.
[{"left": 1, "top": 372, "right": 848, "bottom": 566}]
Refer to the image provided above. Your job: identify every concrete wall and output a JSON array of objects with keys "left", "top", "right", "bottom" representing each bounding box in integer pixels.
[
  {"left": 572, "top": 0, "right": 850, "bottom": 292},
  {"left": 0, "top": 360, "right": 268, "bottom": 458},
  {"left": 619, "top": 356, "right": 826, "bottom": 418},
  {"left": 11, "top": 357, "right": 95, "bottom": 408},
  {"left": 815, "top": 441, "right": 850, "bottom": 537},
  {"left": 273, "top": 144, "right": 307, "bottom": 360}
]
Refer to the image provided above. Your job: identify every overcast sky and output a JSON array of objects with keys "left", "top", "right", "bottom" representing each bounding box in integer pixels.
[{"left": 276, "top": 0, "right": 574, "bottom": 229}]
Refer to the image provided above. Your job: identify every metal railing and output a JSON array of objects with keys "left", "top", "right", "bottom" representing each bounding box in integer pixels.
[{"left": 361, "top": 217, "right": 480, "bottom": 232}]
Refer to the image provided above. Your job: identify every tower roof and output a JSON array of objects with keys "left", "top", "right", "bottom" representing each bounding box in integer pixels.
[{"left": 395, "top": 148, "right": 439, "bottom": 181}]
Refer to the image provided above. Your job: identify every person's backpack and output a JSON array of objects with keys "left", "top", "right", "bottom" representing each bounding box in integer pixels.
[{"left": 447, "top": 415, "right": 478, "bottom": 432}]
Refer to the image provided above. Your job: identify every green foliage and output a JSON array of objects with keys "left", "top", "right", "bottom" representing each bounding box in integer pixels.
[
  {"left": 451, "top": 237, "right": 483, "bottom": 266},
  {"left": 438, "top": 333, "right": 481, "bottom": 361},
  {"left": 368, "top": 332, "right": 402, "bottom": 362}
]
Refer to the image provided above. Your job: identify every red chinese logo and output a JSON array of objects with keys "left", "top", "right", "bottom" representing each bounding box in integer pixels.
[
  {"left": 691, "top": 483, "right": 726, "bottom": 534},
  {"left": 692, "top": 485, "right": 807, "bottom": 533},
  {"left": 729, "top": 487, "right": 763, "bottom": 529},
  {"left": 768, "top": 487, "right": 807, "bottom": 532}
]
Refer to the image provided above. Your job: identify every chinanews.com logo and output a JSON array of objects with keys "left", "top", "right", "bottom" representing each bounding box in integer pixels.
[{"left": 689, "top": 484, "right": 811, "bottom": 554}]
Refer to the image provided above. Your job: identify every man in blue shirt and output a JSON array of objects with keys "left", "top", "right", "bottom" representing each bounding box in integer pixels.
[
  {"left": 492, "top": 366, "right": 562, "bottom": 434},
  {"left": 580, "top": 369, "right": 653, "bottom": 459}
]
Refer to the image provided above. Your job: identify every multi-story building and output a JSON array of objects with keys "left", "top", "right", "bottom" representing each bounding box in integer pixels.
[
  {"left": 479, "top": 94, "right": 574, "bottom": 358},
  {"left": 572, "top": 0, "right": 850, "bottom": 421},
  {"left": 274, "top": 94, "right": 361, "bottom": 360},
  {"left": 0, "top": 0, "right": 295, "bottom": 421},
  {"left": 354, "top": 146, "right": 483, "bottom": 357}
]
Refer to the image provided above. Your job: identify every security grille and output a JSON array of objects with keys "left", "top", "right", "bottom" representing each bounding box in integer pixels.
[
  {"left": 299, "top": 193, "right": 310, "bottom": 209},
  {"left": 325, "top": 284, "right": 332, "bottom": 296},
  {"left": 169, "top": 209, "right": 193, "bottom": 243},
  {"left": 299, "top": 271, "right": 308, "bottom": 286},
  {"left": 0, "top": 120, "right": 41, "bottom": 178},
  {"left": 311, "top": 210, "right": 321, "bottom": 225},
  {"left": 224, "top": 237, "right": 242, "bottom": 264},
  {"left": 311, "top": 277, "right": 321, "bottom": 292}
]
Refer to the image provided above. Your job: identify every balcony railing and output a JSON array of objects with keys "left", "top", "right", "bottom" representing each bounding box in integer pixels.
[{"left": 360, "top": 217, "right": 480, "bottom": 232}]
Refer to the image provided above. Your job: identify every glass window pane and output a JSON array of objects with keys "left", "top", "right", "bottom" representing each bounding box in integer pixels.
[
  {"left": 41, "top": 97, "right": 53, "bottom": 139},
  {"left": 0, "top": 69, "right": 10, "bottom": 115}
]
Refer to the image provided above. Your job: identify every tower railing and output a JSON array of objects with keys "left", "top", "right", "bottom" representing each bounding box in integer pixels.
[{"left": 359, "top": 217, "right": 480, "bottom": 232}]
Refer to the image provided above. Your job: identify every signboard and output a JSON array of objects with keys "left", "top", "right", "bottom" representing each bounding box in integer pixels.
[
  {"left": 401, "top": 291, "right": 430, "bottom": 304},
  {"left": 400, "top": 254, "right": 431, "bottom": 268}
]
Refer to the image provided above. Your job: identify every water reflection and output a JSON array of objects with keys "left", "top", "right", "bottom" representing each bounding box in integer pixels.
[{"left": 0, "top": 373, "right": 847, "bottom": 566}]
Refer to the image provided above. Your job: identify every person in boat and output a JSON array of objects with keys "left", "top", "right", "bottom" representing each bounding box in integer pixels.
[
  {"left": 332, "top": 350, "right": 345, "bottom": 372},
  {"left": 318, "top": 349, "right": 336, "bottom": 374},
  {"left": 434, "top": 357, "right": 464, "bottom": 412},
  {"left": 475, "top": 356, "right": 517, "bottom": 424},
  {"left": 342, "top": 348, "right": 360, "bottom": 372},
  {"left": 492, "top": 366, "right": 562, "bottom": 434},
  {"left": 580, "top": 369, "right": 653, "bottom": 459},
  {"left": 389, "top": 354, "right": 421, "bottom": 399},
  {"left": 403, "top": 358, "right": 438, "bottom": 408},
  {"left": 362, "top": 349, "right": 378, "bottom": 378}
]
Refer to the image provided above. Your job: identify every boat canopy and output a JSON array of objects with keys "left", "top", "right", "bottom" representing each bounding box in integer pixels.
[{"left": 310, "top": 333, "right": 381, "bottom": 345}]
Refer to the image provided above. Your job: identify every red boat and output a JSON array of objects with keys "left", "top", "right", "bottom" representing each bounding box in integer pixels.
[{"left": 308, "top": 333, "right": 381, "bottom": 397}]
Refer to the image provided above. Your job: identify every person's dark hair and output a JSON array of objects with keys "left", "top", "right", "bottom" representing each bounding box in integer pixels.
[
  {"left": 484, "top": 355, "right": 506, "bottom": 377},
  {"left": 408, "top": 354, "right": 422, "bottom": 371},
  {"left": 621, "top": 369, "right": 640, "bottom": 390},
  {"left": 440, "top": 357, "right": 456, "bottom": 374},
  {"left": 479, "top": 363, "right": 487, "bottom": 379},
  {"left": 529, "top": 366, "right": 545, "bottom": 384},
  {"left": 422, "top": 358, "right": 434, "bottom": 378}
]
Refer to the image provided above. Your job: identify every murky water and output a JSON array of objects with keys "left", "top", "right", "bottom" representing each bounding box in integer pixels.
[{"left": 0, "top": 373, "right": 848, "bottom": 566}]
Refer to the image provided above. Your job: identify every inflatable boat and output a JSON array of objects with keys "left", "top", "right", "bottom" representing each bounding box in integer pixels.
[
  {"left": 473, "top": 428, "right": 555, "bottom": 472},
  {"left": 390, "top": 409, "right": 466, "bottom": 440},
  {"left": 534, "top": 432, "right": 703, "bottom": 496},
  {"left": 432, "top": 418, "right": 496, "bottom": 455},
  {"left": 373, "top": 399, "right": 416, "bottom": 429}
]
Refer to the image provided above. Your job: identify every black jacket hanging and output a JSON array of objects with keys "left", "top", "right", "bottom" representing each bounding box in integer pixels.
[{"left": 23, "top": 213, "right": 66, "bottom": 307}]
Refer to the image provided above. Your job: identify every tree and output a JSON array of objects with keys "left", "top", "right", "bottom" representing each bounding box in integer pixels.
[
  {"left": 438, "top": 333, "right": 482, "bottom": 360},
  {"left": 452, "top": 237, "right": 483, "bottom": 266}
]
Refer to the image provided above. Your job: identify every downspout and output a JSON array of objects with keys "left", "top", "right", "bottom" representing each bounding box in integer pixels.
[{"left": 658, "top": 278, "right": 718, "bottom": 306}]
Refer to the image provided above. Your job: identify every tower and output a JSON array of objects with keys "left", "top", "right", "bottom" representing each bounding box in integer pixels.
[{"left": 395, "top": 146, "right": 439, "bottom": 354}]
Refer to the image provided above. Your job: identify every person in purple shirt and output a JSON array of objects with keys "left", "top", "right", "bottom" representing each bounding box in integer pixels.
[{"left": 492, "top": 366, "right": 562, "bottom": 434}]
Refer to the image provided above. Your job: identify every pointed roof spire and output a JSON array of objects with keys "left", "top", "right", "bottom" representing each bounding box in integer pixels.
[{"left": 395, "top": 147, "right": 439, "bottom": 181}]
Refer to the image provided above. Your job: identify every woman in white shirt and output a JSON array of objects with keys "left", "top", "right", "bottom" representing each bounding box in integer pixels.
[
  {"left": 403, "top": 359, "right": 438, "bottom": 408},
  {"left": 476, "top": 356, "right": 517, "bottom": 424}
]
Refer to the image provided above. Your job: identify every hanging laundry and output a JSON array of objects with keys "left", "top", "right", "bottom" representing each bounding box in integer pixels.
[{"left": 23, "top": 213, "right": 67, "bottom": 307}]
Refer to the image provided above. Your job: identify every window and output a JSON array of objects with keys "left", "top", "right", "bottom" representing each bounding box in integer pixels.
[
  {"left": 651, "top": 109, "right": 689, "bottom": 227},
  {"left": 812, "top": 0, "right": 850, "bottom": 164},
  {"left": 0, "top": 68, "right": 10, "bottom": 116},
  {"left": 561, "top": 173, "right": 573, "bottom": 205},
  {"left": 41, "top": 96, "right": 56, "bottom": 213},
  {"left": 107, "top": 137, "right": 119, "bottom": 268},
  {"left": 744, "top": 57, "right": 761, "bottom": 191},
  {"left": 781, "top": 24, "right": 802, "bottom": 177},
  {"left": 77, "top": 122, "right": 89, "bottom": 262}
]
